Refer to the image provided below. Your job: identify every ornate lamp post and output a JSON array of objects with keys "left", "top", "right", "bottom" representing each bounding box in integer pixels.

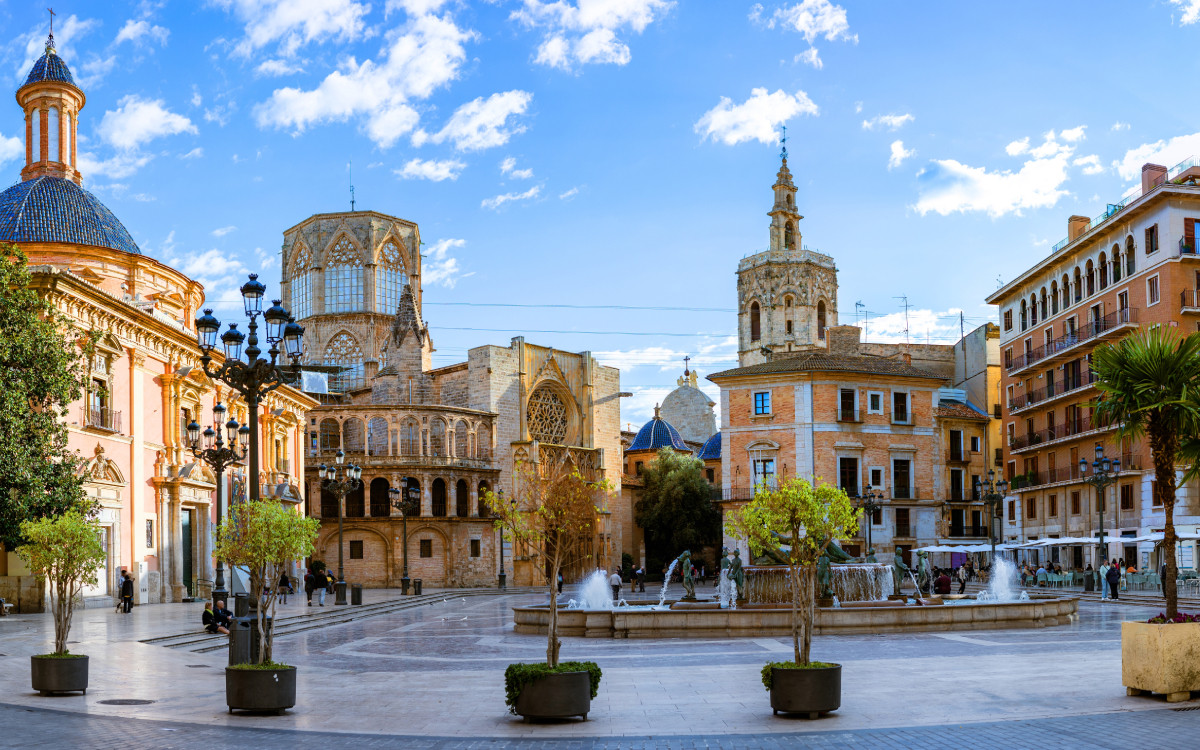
[
  {"left": 194, "top": 276, "right": 305, "bottom": 509},
  {"left": 494, "top": 490, "right": 513, "bottom": 590},
  {"left": 1080, "top": 445, "right": 1120, "bottom": 568},
  {"left": 855, "top": 486, "right": 885, "bottom": 555},
  {"left": 319, "top": 450, "right": 361, "bottom": 605},
  {"left": 974, "top": 470, "right": 1009, "bottom": 565},
  {"left": 186, "top": 403, "right": 249, "bottom": 609},
  {"left": 388, "top": 481, "right": 420, "bottom": 595}
]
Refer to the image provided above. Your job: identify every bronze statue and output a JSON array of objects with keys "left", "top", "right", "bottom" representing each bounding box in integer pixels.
[
  {"left": 676, "top": 550, "right": 696, "bottom": 600},
  {"left": 728, "top": 549, "right": 745, "bottom": 600},
  {"left": 892, "top": 548, "right": 911, "bottom": 592},
  {"left": 866, "top": 547, "right": 877, "bottom": 563},
  {"left": 916, "top": 550, "right": 930, "bottom": 593},
  {"left": 817, "top": 553, "right": 833, "bottom": 599},
  {"left": 757, "top": 531, "right": 854, "bottom": 565}
]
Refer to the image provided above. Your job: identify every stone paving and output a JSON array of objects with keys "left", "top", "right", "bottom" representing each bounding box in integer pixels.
[{"left": 0, "top": 583, "right": 1197, "bottom": 747}]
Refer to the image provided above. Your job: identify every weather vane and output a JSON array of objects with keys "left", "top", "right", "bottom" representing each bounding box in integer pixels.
[{"left": 780, "top": 125, "right": 788, "bottom": 160}]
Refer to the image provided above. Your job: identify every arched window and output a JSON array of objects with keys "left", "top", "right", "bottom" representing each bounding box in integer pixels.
[
  {"left": 527, "top": 385, "right": 569, "bottom": 444},
  {"left": 454, "top": 420, "right": 469, "bottom": 457},
  {"left": 1029, "top": 294, "right": 1038, "bottom": 325},
  {"left": 1050, "top": 281, "right": 1059, "bottom": 314},
  {"left": 31, "top": 108, "right": 41, "bottom": 163},
  {"left": 1085, "top": 260, "right": 1095, "bottom": 296},
  {"left": 430, "top": 419, "right": 446, "bottom": 457},
  {"left": 784, "top": 222, "right": 795, "bottom": 250},
  {"left": 321, "top": 487, "right": 339, "bottom": 518},
  {"left": 1073, "top": 268, "right": 1082, "bottom": 303},
  {"left": 345, "top": 483, "right": 365, "bottom": 517},
  {"left": 477, "top": 481, "right": 490, "bottom": 518},
  {"left": 343, "top": 418, "right": 365, "bottom": 453},
  {"left": 456, "top": 479, "right": 469, "bottom": 517},
  {"left": 749, "top": 302, "right": 761, "bottom": 341},
  {"left": 400, "top": 419, "right": 419, "bottom": 456},
  {"left": 1039, "top": 288, "right": 1048, "bottom": 320},
  {"left": 47, "top": 106, "right": 59, "bottom": 162},
  {"left": 1112, "top": 244, "right": 1122, "bottom": 283},
  {"left": 369, "top": 477, "right": 390, "bottom": 517},
  {"left": 1125, "top": 235, "right": 1136, "bottom": 275},
  {"left": 405, "top": 477, "right": 422, "bottom": 515},
  {"left": 324, "top": 332, "right": 364, "bottom": 392},
  {"left": 64, "top": 111, "right": 73, "bottom": 166},
  {"left": 1020, "top": 300, "right": 1028, "bottom": 330},
  {"left": 817, "top": 301, "right": 827, "bottom": 340},
  {"left": 784, "top": 295, "right": 794, "bottom": 336},
  {"left": 432, "top": 478, "right": 447, "bottom": 516},
  {"left": 368, "top": 417, "right": 388, "bottom": 456},
  {"left": 1098, "top": 252, "right": 1109, "bottom": 289},
  {"left": 319, "top": 418, "right": 340, "bottom": 452},
  {"left": 289, "top": 243, "right": 313, "bottom": 320},
  {"left": 324, "top": 237, "right": 364, "bottom": 313},
  {"left": 1061, "top": 274, "right": 1071, "bottom": 309},
  {"left": 376, "top": 240, "right": 408, "bottom": 313}
]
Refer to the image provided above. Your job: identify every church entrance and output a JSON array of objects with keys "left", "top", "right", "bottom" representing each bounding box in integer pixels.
[{"left": 182, "top": 509, "right": 194, "bottom": 597}]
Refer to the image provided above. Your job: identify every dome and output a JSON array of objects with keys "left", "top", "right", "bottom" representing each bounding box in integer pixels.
[
  {"left": 22, "top": 45, "right": 75, "bottom": 88},
  {"left": 629, "top": 410, "right": 690, "bottom": 452},
  {"left": 697, "top": 431, "right": 721, "bottom": 461},
  {"left": 660, "top": 377, "right": 716, "bottom": 445},
  {"left": 0, "top": 176, "right": 140, "bottom": 255}
]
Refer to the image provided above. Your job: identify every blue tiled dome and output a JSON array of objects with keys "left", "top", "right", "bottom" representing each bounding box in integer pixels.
[
  {"left": 22, "top": 45, "right": 75, "bottom": 88},
  {"left": 0, "top": 177, "right": 141, "bottom": 255},
  {"left": 629, "top": 413, "right": 689, "bottom": 452},
  {"left": 697, "top": 431, "right": 721, "bottom": 461}
]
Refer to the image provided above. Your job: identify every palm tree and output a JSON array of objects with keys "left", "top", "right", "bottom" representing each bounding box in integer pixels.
[{"left": 1092, "top": 326, "right": 1200, "bottom": 618}]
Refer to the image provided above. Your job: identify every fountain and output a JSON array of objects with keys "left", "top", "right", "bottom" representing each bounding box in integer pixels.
[
  {"left": 657, "top": 557, "right": 679, "bottom": 607},
  {"left": 976, "top": 558, "right": 1031, "bottom": 603},
  {"left": 565, "top": 570, "right": 621, "bottom": 610},
  {"left": 716, "top": 569, "right": 737, "bottom": 610},
  {"left": 743, "top": 564, "right": 894, "bottom": 604}
]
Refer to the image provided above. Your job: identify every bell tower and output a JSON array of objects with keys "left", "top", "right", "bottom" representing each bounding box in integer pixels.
[
  {"left": 768, "top": 127, "right": 803, "bottom": 254},
  {"left": 17, "top": 30, "right": 85, "bottom": 185}
]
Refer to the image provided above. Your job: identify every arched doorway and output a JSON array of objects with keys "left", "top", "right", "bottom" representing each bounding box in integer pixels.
[
  {"left": 456, "top": 479, "right": 469, "bottom": 517},
  {"left": 321, "top": 487, "right": 338, "bottom": 518},
  {"left": 477, "top": 480, "right": 490, "bottom": 517},
  {"left": 346, "top": 483, "right": 365, "bottom": 518},
  {"left": 369, "top": 477, "right": 390, "bottom": 517},
  {"left": 432, "top": 478, "right": 447, "bottom": 516}
]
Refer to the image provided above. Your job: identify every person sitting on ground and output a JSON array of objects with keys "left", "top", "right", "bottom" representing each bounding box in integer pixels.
[
  {"left": 933, "top": 571, "right": 952, "bottom": 595},
  {"left": 214, "top": 600, "right": 233, "bottom": 628},
  {"left": 203, "top": 602, "right": 229, "bottom": 635}
]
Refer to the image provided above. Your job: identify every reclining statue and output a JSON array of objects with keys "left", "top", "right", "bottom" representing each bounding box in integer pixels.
[{"left": 753, "top": 531, "right": 855, "bottom": 565}]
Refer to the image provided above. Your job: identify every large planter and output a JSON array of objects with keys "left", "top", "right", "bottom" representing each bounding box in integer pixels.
[
  {"left": 514, "top": 670, "right": 591, "bottom": 721},
  {"left": 1122, "top": 621, "right": 1200, "bottom": 702},
  {"left": 769, "top": 663, "right": 841, "bottom": 718},
  {"left": 226, "top": 666, "right": 297, "bottom": 714},
  {"left": 31, "top": 655, "right": 88, "bottom": 695}
]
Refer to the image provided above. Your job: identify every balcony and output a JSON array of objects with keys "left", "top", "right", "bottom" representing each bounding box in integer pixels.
[
  {"left": 1009, "top": 413, "right": 1116, "bottom": 453},
  {"left": 1181, "top": 237, "right": 1199, "bottom": 257},
  {"left": 82, "top": 407, "right": 121, "bottom": 433},
  {"left": 1182, "top": 289, "right": 1200, "bottom": 313},
  {"left": 1009, "top": 370, "right": 1098, "bottom": 414},
  {"left": 837, "top": 408, "right": 861, "bottom": 423},
  {"left": 307, "top": 449, "right": 493, "bottom": 471},
  {"left": 895, "top": 524, "right": 913, "bottom": 538},
  {"left": 946, "top": 449, "right": 970, "bottom": 465},
  {"left": 1009, "top": 453, "right": 1140, "bottom": 491},
  {"left": 948, "top": 525, "right": 990, "bottom": 538},
  {"left": 1007, "top": 308, "right": 1139, "bottom": 374}
]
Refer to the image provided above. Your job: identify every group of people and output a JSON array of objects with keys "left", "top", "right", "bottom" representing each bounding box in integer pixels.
[
  {"left": 201, "top": 600, "right": 234, "bottom": 634},
  {"left": 113, "top": 569, "right": 135, "bottom": 613},
  {"left": 303, "top": 568, "right": 336, "bottom": 606}
]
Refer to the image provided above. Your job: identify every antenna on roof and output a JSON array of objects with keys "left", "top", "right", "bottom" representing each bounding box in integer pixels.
[
  {"left": 895, "top": 295, "right": 911, "bottom": 346},
  {"left": 349, "top": 159, "right": 355, "bottom": 212}
]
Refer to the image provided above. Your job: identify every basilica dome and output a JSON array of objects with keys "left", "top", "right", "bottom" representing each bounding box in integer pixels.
[
  {"left": 0, "top": 176, "right": 141, "bottom": 255},
  {"left": 697, "top": 431, "right": 721, "bottom": 461},
  {"left": 22, "top": 46, "right": 76, "bottom": 88},
  {"left": 629, "top": 408, "right": 690, "bottom": 452}
]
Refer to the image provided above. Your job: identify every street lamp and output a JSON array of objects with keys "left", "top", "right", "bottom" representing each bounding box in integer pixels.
[
  {"left": 194, "top": 280, "right": 305, "bottom": 510},
  {"left": 974, "top": 470, "right": 1009, "bottom": 565},
  {"left": 855, "top": 486, "right": 885, "bottom": 556},
  {"left": 1080, "top": 445, "right": 1120, "bottom": 569},
  {"left": 319, "top": 450, "right": 361, "bottom": 605},
  {"left": 494, "top": 490, "right": 515, "bottom": 590},
  {"left": 186, "top": 403, "right": 249, "bottom": 608},
  {"left": 389, "top": 480, "right": 420, "bottom": 595}
]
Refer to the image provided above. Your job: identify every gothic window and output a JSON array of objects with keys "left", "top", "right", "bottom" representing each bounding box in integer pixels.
[
  {"left": 817, "top": 301, "right": 827, "bottom": 340},
  {"left": 432, "top": 478, "right": 447, "bottom": 516},
  {"left": 750, "top": 302, "right": 761, "bottom": 341},
  {"left": 345, "top": 484, "right": 365, "bottom": 517},
  {"left": 376, "top": 241, "right": 408, "bottom": 313},
  {"left": 455, "top": 420, "right": 469, "bottom": 457},
  {"left": 784, "top": 222, "right": 795, "bottom": 250},
  {"left": 324, "top": 332, "right": 364, "bottom": 392},
  {"left": 527, "top": 385, "right": 569, "bottom": 445},
  {"left": 400, "top": 419, "right": 419, "bottom": 456},
  {"left": 325, "top": 237, "right": 364, "bottom": 314},
  {"left": 290, "top": 243, "right": 313, "bottom": 320},
  {"left": 430, "top": 419, "right": 446, "bottom": 457},
  {"left": 784, "top": 295, "right": 794, "bottom": 336}
]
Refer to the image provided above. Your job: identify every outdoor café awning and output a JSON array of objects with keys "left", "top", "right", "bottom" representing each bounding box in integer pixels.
[{"left": 1121, "top": 532, "right": 1200, "bottom": 543}]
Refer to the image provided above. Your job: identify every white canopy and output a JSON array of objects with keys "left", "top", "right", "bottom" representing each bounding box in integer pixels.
[{"left": 1121, "top": 531, "right": 1200, "bottom": 543}]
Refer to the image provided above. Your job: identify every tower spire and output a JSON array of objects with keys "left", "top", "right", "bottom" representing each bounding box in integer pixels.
[
  {"left": 779, "top": 125, "right": 788, "bottom": 162},
  {"left": 46, "top": 7, "right": 56, "bottom": 51}
]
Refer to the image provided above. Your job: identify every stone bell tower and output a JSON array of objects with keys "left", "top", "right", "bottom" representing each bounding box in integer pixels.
[{"left": 736, "top": 137, "right": 839, "bottom": 367}]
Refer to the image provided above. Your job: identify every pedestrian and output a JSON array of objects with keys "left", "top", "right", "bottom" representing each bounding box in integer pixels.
[
  {"left": 636, "top": 566, "right": 645, "bottom": 593},
  {"left": 115, "top": 568, "right": 127, "bottom": 613},
  {"left": 120, "top": 571, "right": 134, "bottom": 613},
  {"left": 609, "top": 569, "right": 622, "bottom": 603},
  {"left": 1098, "top": 560, "right": 1110, "bottom": 600},
  {"left": 1161, "top": 562, "right": 1168, "bottom": 595},
  {"left": 318, "top": 569, "right": 334, "bottom": 606},
  {"left": 304, "top": 568, "right": 316, "bottom": 606},
  {"left": 1106, "top": 559, "right": 1121, "bottom": 600},
  {"left": 957, "top": 564, "right": 968, "bottom": 594},
  {"left": 278, "top": 571, "right": 291, "bottom": 604}
]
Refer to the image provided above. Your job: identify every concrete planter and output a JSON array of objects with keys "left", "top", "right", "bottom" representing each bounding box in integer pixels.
[
  {"left": 1122, "top": 621, "right": 1200, "bottom": 702},
  {"left": 769, "top": 663, "right": 841, "bottom": 718},
  {"left": 31, "top": 655, "right": 88, "bottom": 695},
  {"left": 225, "top": 666, "right": 297, "bottom": 714},
  {"left": 514, "top": 670, "right": 591, "bottom": 721}
]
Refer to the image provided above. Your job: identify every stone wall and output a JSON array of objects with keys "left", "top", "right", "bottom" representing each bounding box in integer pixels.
[{"left": 0, "top": 575, "right": 43, "bottom": 613}]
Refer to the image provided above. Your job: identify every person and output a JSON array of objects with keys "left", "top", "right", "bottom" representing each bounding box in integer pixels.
[
  {"left": 120, "top": 571, "right": 134, "bottom": 613},
  {"left": 636, "top": 567, "right": 645, "bottom": 593},
  {"left": 957, "top": 564, "right": 969, "bottom": 594},
  {"left": 1161, "top": 562, "right": 1168, "bottom": 594},
  {"left": 933, "top": 571, "right": 952, "bottom": 595},
  {"left": 320, "top": 569, "right": 334, "bottom": 606},
  {"left": 1106, "top": 559, "right": 1121, "bottom": 600},
  {"left": 304, "top": 568, "right": 316, "bottom": 606},
  {"left": 115, "top": 568, "right": 127, "bottom": 613},
  {"left": 315, "top": 569, "right": 328, "bottom": 606},
  {"left": 278, "top": 572, "right": 291, "bottom": 604},
  {"left": 609, "top": 569, "right": 622, "bottom": 603},
  {"left": 1098, "top": 560, "right": 1110, "bottom": 600},
  {"left": 202, "top": 602, "right": 229, "bottom": 635},
  {"left": 557, "top": 572, "right": 563, "bottom": 594},
  {"left": 214, "top": 600, "right": 233, "bottom": 629}
]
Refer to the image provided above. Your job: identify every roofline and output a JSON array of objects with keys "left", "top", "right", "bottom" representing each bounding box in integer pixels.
[
  {"left": 281, "top": 210, "right": 419, "bottom": 236},
  {"left": 708, "top": 365, "right": 948, "bottom": 383}
]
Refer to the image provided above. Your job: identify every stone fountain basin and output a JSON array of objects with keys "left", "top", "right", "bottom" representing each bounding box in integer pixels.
[{"left": 512, "top": 596, "right": 1078, "bottom": 638}]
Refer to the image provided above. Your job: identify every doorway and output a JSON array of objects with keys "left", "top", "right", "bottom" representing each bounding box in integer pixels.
[{"left": 182, "top": 509, "right": 194, "bottom": 597}]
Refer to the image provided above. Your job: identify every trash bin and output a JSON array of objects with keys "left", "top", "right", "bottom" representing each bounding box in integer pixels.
[
  {"left": 351, "top": 584, "right": 362, "bottom": 605},
  {"left": 228, "top": 614, "right": 271, "bottom": 666},
  {"left": 1084, "top": 572, "right": 1095, "bottom": 592},
  {"left": 414, "top": 579, "right": 423, "bottom": 595}
]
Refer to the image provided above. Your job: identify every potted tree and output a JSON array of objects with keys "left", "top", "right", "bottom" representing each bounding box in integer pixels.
[
  {"left": 484, "top": 461, "right": 608, "bottom": 721},
  {"left": 17, "top": 509, "right": 106, "bottom": 695},
  {"left": 214, "top": 499, "right": 319, "bottom": 714},
  {"left": 725, "top": 477, "right": 858, "bottom": 718},
  {"left": 1093, "top": 327, "right": 1200, "bottom": 700}
]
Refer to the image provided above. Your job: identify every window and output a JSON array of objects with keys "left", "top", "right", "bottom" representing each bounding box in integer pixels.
[
  {"left": 349, "top": 540, "right": 364, "bottom": 559},
  {"left": 1120, "top": 484, "right": 1134, "bottom": 511},
  {"left": 867, "top": 392, "right": 883, "bottom": 414},
  {"left": 1004, "top": 347, "right": 1013, "bottom": 369},
  {"left": 1026, "top": 498, "right": 1037, "bottom": 520},
  {"left": 892, "top": 459, "right": 912, "bottom": 499},
  {"left": 470, "top": 539, "right": 481, "bottom": 557},
  {"left": 1118, "top": 291, "right": 1129, "bottom": 312},
  {"left": 838, "top": 457, "right": 859, "bottom": 496},
  {"left": 1145, "top": 224, "right": 1159, "bottom": 254},
  {"left": 324, "top": 332, "right": 364, "bottom": 392},
  {"left": 325, "top": 237, "right": 364, "bottom": 313},
  {"left": 870, "top": 468, "right": 883, "bottom": 486},
  {"left": 950, "top": 469, "right": 963, "bottom": 501},
  {"left": 146, "top": 519, "right": 154, "bottom": 548},
  {"left": 1003, "top": 309, "right": 1013, "bottom": 331},
  {"left": 635, "top": 461, "right": 644, "bottom": 476},
  {"left": 705, "top": 468, "right": 715, "bottom": 483},
  {"left": 754, "top": 391, "right": 771, "bottom": 415},
  {"left": 376, "top": 240, "right": 408, "bottom": 313},
  {"left": 1071, "top": 491, "right": 1081, "bottom": 515},
  {"left": 1126, "top": 235, "right": 1136, "bottom": 274},
  {"left": 289, "top": 243, "right": 313, "bottom": 320},
  {"left": 1147, "top": 275, "right": 1160, "bottom": 306},
  {"left": 817, "top": 301, "right": 827, "bottom": 340},
  {"left": 871, "top": 507, "right": 882, "bottom": 525},
  {"left": 1048, "top": 495, "right": 1057, "bottom": 517},
  {"left": 838, "top": 388, "right": 857, "bottom": 421},
  {"left": 894, "top": 508, "right": 911, "bottom": 537},
  {"left": 752, "top": 459, "right": 776, "bottom": 488},
  {"left": 419, "top": 539, "right": 433, "bottom": 558},
  {"left": 785, "top": 319, "right": 793, "bottom": 335},
  {"left": 749, "top": 302, "right": 761, "bottom": 341},
  {"left": 970, "top": 435, "right": 981, "bottom": 452},
  {"left": 892, "top": 392, "right": 910, "bottom": 424},
  {"left": 1152, "top": 480, "right": 1162, "bottom": 507},
  {"left": 1007, "top": 500, "right": 1015, "bottom": 521}
]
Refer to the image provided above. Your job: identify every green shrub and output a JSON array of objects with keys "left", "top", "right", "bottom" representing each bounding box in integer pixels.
[
  {"left": 503, "top": 661, "right": 602, "bottom": 713},
  {"left": 227, "top": 661, "right": 294, "bottom": 671},
  {"left": 35, "top": 652, "right": 86, "bottom": 659},
  {"left": 760, "top": 660, "right": 836, "bottom": 690}
]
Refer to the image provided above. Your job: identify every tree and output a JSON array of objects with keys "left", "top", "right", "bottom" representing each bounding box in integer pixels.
[
  {"left": 725, "top": 477, "right": 858, "bottom": 665},
  {"left": 213, "top": 500, "right": 319, "bottom": 665},
  {"left": 635, "top": 448, "right": 721, "bottom": 563},
  {"left": 1093, "top": 326, "right": 1200, "bottom": 619},
  {"left": 0, "top": 245, "right": 95, "bottom": 549},
  {"left": 17, "top": 509, "right": 106, "bottom": 655},
  {"left": 484, "top": 460, "right": 609, "bottom": 667}
]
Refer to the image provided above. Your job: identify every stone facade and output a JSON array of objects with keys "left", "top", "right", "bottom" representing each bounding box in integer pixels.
[{"left": 659, "top": 370, "right": 716, "bottom": 445}]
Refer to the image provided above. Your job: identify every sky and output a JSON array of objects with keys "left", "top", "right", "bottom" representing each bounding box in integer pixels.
[{"left": 4, "top": 1, "right": 1200, "bottom": 430}]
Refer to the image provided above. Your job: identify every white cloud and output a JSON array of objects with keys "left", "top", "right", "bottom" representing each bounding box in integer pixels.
[
  {"left": 862, "top": 112, "right": 913, "bottom": 131},
  {"left": 77, "top": 55, "right": 118, "bottom": 88},
  {"left": 1112, "top": 121, "right": 1130, "bottom": 132},
  {"left": 212, "top": 226, "right": 237, "bottom": 237},
  {"left": 176, "top": 248, "right": 254, "bottom": 308},
  {"left": 423, "top": 238, "right": 471, "bottom": 287},
  {"left": 255, "top": 59, "right": 305, "bottom": 77},
  {"left": 857, "top": 309, "right": 985, "bottom": 345},
  {"left": 255, "top": 13, "right": 475, "bottom": 148},
  {"left": 481, "top": 185, "right": 541, "bottom": 210},
  {"left": 1113, "top": 131, "right": 1200, "bottom": 181},
  {"left": 414, "top": 91, "right": 532, "bottom": 151},
  {"left": 793, "top": 48, "right": 822, "bottom": 68},
  {"left": 131, "top": 193, "right": 156, "bottom": 202},
  {"left": 1059, "top": 125, "right": 1087, "bottom": 142},
  {"left": 204, "top": 102, "right": 238, "bottom": 126},
  {"left": 0, "top": 133, "right": 22, "bottom": 168},
  {"left": 180, "top": 147, "right": 205, "bottom": 159},
  {"left": 1005, "top": 137, "right": 1029, "bottom": 156},
  {"left": 1074, "top": 155, "right": 1104, "bottom": 175},
  {"left": 854, "top": 101, "right": 863, "bottom": 113},
  {"left": 76, "top": 151, "right": 153, "bottom": 180},
  {"left": 387, "top": 0, "right": 453, "bottom": 15},
  {"left": 97, "top": 96, "right": 197, "bottom": 151},
  {"left": 1171, "top": 0, "right": 1200, "bottom": 24},
  {"left": 115, "top": 19, "right": 170, "bottom": 46},
  {"left": 213, "top": 0, "right": 369, "bottom": 58},
  {"left": 15, "top": 14, "right": 99, "bottom": 80},
  {"left": 559, "top": 186, "right": 579, "bottom": 200},
  {"left": 191, "top": 90, "right": 203, "bottom": 107},
  {"left": 694, "top": 87, "right": 818, "bottom": 146},
  {"left": 500, "top": 156, "right": 534, "bottom": 179},
  {"left": 395, "top": 157, "right": 466, "bottom": 181},
  {"left": 512, "top": 0, "right": 674, "bottom": 70},
  {"left": 752, "top": 0, "right": 856, "bottom": 43},
  {"left": 888, "top": 140, "right": 914, "bottom": 170}
]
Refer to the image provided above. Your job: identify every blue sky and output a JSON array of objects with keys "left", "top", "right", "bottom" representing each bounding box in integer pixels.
[{"left": 4, "top": 1, "right": 1200, "bottom": 429}]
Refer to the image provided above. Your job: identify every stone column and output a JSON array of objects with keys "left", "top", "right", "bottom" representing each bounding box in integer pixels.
[{"left": 421, "top": 473, "right": 432, "bottom": 517}]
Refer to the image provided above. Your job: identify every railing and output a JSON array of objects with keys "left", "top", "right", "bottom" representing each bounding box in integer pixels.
[
  {"left": 837, "top": 408, "right": 861, "bottom": 423},
  {"left": 1009, "top": 369, "right": 1098, "bottom": 412},
  {"left": 1009, "top": 453, "right": 1140, "bottom": 490},
  {"left": 895, "top": 525, "right": 912, "bottom": 538},
  {"left": 1183, "top": 290, "right": 1200, "bottom": 311},
  {"left": 1010, "top": 413, "right": 1115, "bottom": 451},
  {"left": 306, "top": 450, "right": 492, "bottom": 470},
  {"left": 1180, "top": 237, "right": 1198, "bottom": 256},
  {"left": 1007, "top": 308, "right": 1138, "bottom": 372},
  {"left": 82, "top": 407, "right": 121, "bottom": 432},
  {"left": 948, "top": 525, "right": 989, "bottom": 538}
]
